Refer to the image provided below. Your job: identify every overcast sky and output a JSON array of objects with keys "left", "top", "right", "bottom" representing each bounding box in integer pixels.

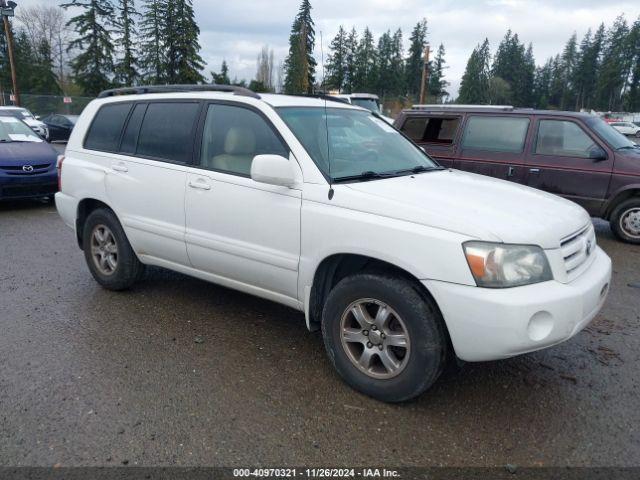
[{"left": 18, "top": 0, "right": 640, "bottom": 96}]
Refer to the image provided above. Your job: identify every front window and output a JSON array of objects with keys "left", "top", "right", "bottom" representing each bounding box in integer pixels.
[
  {"left": 0, "top": 117, "right": 43, "bottom": 142},
  {"left": 588, "top": 117, "right": 636, "bottom": 150},
  {"left": 535, "top": 120, "right": 597, "bottom": 158},
  {"left": 350, "top": 98, "right": 381, "bottom": 114},
  {"left": 277, "top": 107, "right": 439, "bottom": 182}
]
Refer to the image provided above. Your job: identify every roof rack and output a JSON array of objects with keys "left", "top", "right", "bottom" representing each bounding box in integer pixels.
[
  {"left": 97, "top": 84, "right": 261, "bottom": 100},
  {"left": 411, "top": 104, "right": 514, "bottom": 111}
]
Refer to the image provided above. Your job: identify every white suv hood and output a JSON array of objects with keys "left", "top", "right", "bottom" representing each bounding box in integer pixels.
[{"left": 342, "top": 169, "right": 590, "bottom": 249}]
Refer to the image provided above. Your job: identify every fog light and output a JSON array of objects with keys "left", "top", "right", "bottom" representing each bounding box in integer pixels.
[{"left": 527, "top": 311, "right": 554, "bottom": 342}]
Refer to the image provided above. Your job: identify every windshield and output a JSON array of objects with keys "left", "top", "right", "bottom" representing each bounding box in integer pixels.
[
  {"left": 350, "top": 98, "right": 381, "bottom": 114},
  {"left": 588, "top": 117, "right": 636, "bottom": 150},
  {"left": 0, "top": 117, "right": 43, "bottom": 142},
  {"left": 277, "top": 107, "right": 438, "bottom": 181}
]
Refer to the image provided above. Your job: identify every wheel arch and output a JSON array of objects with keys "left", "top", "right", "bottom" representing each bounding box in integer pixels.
[
  {"left": 603, "top": 186, "right": 640, "bottom": 220},
  {"left": 75, "top": 198, "right": 115, "bottom": 249},
  {"left": 307, "top": 253, "right": 443, "bottom": 332}
]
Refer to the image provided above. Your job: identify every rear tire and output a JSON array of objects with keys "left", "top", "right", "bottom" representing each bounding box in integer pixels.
[
  {"left": 610, "top": 198, "right": 640, "bottom": 244},
  {"left": 82, "top": 208, "right": 145, "bottom": 290},
  {"left": 321, "top": 272, "right": 447, "bottom": 402}
]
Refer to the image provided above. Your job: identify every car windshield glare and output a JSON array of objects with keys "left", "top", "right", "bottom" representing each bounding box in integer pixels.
[
  {"left": 589, "top": 117, "right": 636, "bottom": 150},
  {"left": 0, "top": 117, "right": 43, "bottom": 142},
  {"left": 350, "top": 98, "right": 381, "bottom": 114},
  {"left": 277, "top": 107, "right": 437, "bottom": 181}
]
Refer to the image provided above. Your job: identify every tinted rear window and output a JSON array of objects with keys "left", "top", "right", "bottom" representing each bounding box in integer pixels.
[
  {"left": 84, "top": 103, "right": 132, "bottom": 152},
  {"left": 137, "top": 102, "right": 200, "bottom": 163},
  {"left": 462, "top": 116, "right": 530, "bottom": 153},
  {"left": 120, "top": 103, "right": 147, "bottom": 155},
  {"left": 401, "top": 116, "right": 460, "bottom": 144}
]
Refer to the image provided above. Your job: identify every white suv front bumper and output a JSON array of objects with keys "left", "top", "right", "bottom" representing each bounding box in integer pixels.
[{"left": 425, "top": 247, "right": 612, "bottom": 362}]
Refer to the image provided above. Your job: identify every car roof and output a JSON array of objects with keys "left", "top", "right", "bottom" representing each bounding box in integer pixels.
[
  {"left": 401, "top": 105, "right": 596, "bottom": 120},
  {"left": 94, "top": 90, "right": 361, "bottom": 110}
]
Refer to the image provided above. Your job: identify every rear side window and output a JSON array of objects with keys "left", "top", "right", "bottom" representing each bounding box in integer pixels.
[
  {"left": 120, "top": 103, "right": 147, "bottom": 155},
  {"left": 462, "top": 116, "right": 530, "bottom": 153},
  {"left": 84, "top": 103, "right": 132, "bottom": 152},
  {"left": 401, "top": 116, "right": 460, "bottom": 144},
  {"left": 535, "top": 120, "right": 597, "bottom": 158},
  {"left": 137, "top": 102, "right": 200, "bottom": 163}
]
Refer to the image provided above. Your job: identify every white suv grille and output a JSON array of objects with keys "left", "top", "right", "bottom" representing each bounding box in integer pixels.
[{"left": 561, "top": 224, "right": 596, "bottom": 279}]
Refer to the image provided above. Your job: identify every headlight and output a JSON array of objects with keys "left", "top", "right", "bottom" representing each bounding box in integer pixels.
[{"left": 463, "top": 241, "right": 553, "bottom": 288}]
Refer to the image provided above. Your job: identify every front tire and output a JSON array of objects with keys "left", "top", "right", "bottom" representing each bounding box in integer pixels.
[
  {"left": 610, "top": 198, "right": 640, "bottom": 244},
  {"left": 82, "top": 208, "right": 145, "bottom": 290},
  {"left": 321, "top": 273, "right": 447, "bottom": 402}
]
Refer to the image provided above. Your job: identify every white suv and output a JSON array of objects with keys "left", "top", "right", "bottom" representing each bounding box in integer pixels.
[{"left": 56, "top": 85, "right": 612, "bottom": 402}]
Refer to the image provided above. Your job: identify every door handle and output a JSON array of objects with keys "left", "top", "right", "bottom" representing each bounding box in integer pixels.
[
  {"left": 507, "top": 166, "right": 515, "bottom": 177},
  {"left": 112, "top": 163, "right": 128, "bottom": 173},
  {"left": 529, "top": 168, "right": 541, "bottom": 174},
  {"left": 188, "top": 179, "right": 211, "bottom": 190}
]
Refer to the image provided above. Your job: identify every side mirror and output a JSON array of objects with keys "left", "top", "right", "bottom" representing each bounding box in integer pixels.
[
  {"left": 589, "top": 146, "right": 607, "bottom": 162},
  {"left": 251, "top": 154, "right": 296, "bottom": 188}
]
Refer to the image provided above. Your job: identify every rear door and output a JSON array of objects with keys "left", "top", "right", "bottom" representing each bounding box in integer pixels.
[
  {"left": 455, "top": 115, "right": 531, "bottom": 183},
  {"left": 524, "top": 117, "right": 613, "bottom": 214},
  {"left": 99, "top": 100, "right": 202, "bottom": 266},
  {"left": 398, "top": 114, "right": 462, "bottom": 168}
]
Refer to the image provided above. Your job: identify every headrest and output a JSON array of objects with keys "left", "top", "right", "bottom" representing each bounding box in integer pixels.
[{"left": 224, "top": 127, "right": 256, "bottom": 155}]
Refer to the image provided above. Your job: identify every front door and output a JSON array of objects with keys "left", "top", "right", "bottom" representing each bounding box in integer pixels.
[
  {"left": 524, "top": 118, "right": 613, "bottom": 214},
  {"left": 185, "top": 103, "right": 302, "bottom": 301}
]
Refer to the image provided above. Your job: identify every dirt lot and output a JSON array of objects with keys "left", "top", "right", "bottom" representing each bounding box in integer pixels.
[{"left": 0, "top": 200, "right": 639, "bottom": 467}]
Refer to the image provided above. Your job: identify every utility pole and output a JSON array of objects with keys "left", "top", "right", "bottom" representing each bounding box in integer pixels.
[
  {"left": 418, "top": 44, "right": 430, "bottom": 105},
  {"left": 1, "top": 0, "right": 19, "bottom": 106}
]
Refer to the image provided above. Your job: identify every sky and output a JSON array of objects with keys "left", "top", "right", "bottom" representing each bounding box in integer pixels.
[{"left": 16, "top": 0, "right": 640, "bottom": 97}]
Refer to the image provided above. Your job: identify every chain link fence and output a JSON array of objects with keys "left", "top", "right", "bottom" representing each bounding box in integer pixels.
[{"left": 0, "top": 93, "right": 94, "bottom": 116}]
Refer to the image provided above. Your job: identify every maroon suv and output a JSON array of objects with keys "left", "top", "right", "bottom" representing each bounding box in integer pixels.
[{"left": 395, "top": 105, "right": 640, "bottom": 244}]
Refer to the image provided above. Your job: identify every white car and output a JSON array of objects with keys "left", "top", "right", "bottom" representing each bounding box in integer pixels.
[
  {"left": 610, "top": 121, "right": 640, "bottom": 138},
  {"left": 331, "top": 93, "right": 395, "bottom": 124},
  {"left": 0, "top": 106, "right": 49, "bottom": 140},
  {"left": 55, "top": 85, "right": 612, "bottom": 402}
]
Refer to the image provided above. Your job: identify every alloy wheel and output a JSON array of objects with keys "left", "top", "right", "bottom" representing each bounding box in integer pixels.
[
  {"left": 90, "top": 224, "right": 119, "bottom": 275},
  {"left": 340, "top": 298, "right": 411, "bottom": 379}
]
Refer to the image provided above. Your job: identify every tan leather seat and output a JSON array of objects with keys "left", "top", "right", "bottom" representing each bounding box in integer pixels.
[{"left": 210, "top": 127, "right": 257, "bottom": 175}]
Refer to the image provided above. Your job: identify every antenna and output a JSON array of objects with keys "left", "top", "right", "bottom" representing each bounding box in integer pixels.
[{"left": 320, "top": 31, "right": 334, "bottom": 199}]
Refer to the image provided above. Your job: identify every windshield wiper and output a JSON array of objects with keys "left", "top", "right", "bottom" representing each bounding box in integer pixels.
[
  {"left": 394, "top": 165, "right": 443, "bottom": 175},
  {"left": 333, "top": 170, "right": 398, "bottom": 183}
]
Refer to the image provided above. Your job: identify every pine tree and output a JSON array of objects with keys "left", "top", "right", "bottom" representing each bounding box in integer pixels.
[
  {"left": 325, "top": 26, "right": 348, "bottom": 91},
  {"left": 428, "top": 43, "right": 449, "bottom": 102},
  {"left": 283, "top": 0, "right": 316, "bottom": 94},
  {"left": 163, "top": 0, "right": 205, "bottom": 84},
  {"left": 114, "top": 0, "right": 139, "bottom": 86},
  {"left": 625, "top": 17, "right": 640, "bottom": 111},
  {"left": 458, "top": 39, "right": 491, "bottom": 104},
  {"left": 61, "top": 0, "right": 116, "bottom": 95},
  {"left": 548, "top": 54, "right": 564, "bottom": 108},
  {"left": 533, "top": 58, "right": 553, "bottom": 108},
  {"left": 491, "top": 30, "right": 531, "bottom": 106},
  {"left": 211, "top": 60, "right": 230, "bottom": 85},
  {"left": 596, "top": 15, "right": 630, "bottom": 110},
  {"left": 389, "top": 28, "right": 405, "bottom": 96},
  {"left": 405, "top": 19, "right": 427, "bottom": 99},
  {"left": 352, "top": 27, "right": 376, "bottom": 92},
  {"left": 139, "top": 0, "right": 164, "bottom": 84},
  {"left": 344, "top": 28, "right": 358, "bottom": 93},
  {"left": 559, "top": 33, "right": 578, "bottom": 109}
]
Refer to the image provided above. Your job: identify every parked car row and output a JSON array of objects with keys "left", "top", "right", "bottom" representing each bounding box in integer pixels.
[
  {"left": 610, "top": 121, "right": 640, "bottom": 138},
  {"left": 395, "top": 105, "right": 640, "bottom": 244},
  {"left": 0, "top": 107, "right": 78, "bottom": 142},
  {"left": 54, "top": 85, "right": 612, "bottom": 402}
]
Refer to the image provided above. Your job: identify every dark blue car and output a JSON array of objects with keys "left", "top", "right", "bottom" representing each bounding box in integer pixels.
[{"left": 0, "top": 116, "right": 59, "bottom": 201}]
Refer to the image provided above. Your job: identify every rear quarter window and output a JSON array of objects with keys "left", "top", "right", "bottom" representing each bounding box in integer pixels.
[
  {"left": 401, "top": 116, "right": 460, "bottom": 144},
  {"left": 84, "top": 103, "right": 133, "bottom": 152},
  {"left": 461, "top": 116, "right": 530, "bottom": 153}
]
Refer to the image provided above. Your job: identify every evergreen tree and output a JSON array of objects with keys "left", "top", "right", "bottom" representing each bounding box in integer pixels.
[
  {"left": 548, "top": 54, "right": 565, "bottom": 108},
  {"left": 139, "top": 0, "right": 165, "bottom": 84},
  {"left": 572, "top": 26, "right": 605, "bottom": 110},
  {"left": 458, "top": 39, "right": 491, "bottom": 104},
  {"left": 428, "top": 43, "right": 449, "bottom": 102},
  {"left": 389, "top": 28, "right": 405, "bottom": 96},
  {"left": 325, "top": 26, "right": 348, "bottom": 91},
  {"left": 283, "top": 0, "right": 316, "bottom": 94},
  {"left": 344, "top": 28, "right": 358, "bottom": 93},
  {"left": 211, "top": 60, "right": 230, "bottom": 85},
  {"left": 491, "top": 30, "right": 531, "bottom": 106},
  {"left": 163, "top": 0, "right": 205, "bottom": 84},
  {"left": 352, "top": 27, "right": 376, "bottom": 92},
  {"left": 533, "top": 58, "right": 554, "bottom": 108},
  {"left": 596, "top": 15, "right": 630, "bottom": 110},
  {"left": 625, "top": 17, "right": 640, "bottom": 111},
  {"left": 405, "top": 19, "right": 427, "bottom": 99},
  {"left": 32, "top": 39, "right": 61, "bottom": 95},
  {"left": 61, "top": 0, "right": 116, "bottom": 95},
  {"left": 114, "top": 0, "right": 139, "bottom": 86},
  {"left": 559, "top": 32, "right": 578, "bottom": 109},
  {"left": 376, "top": 30, "right": 405, "bottom": 98}
]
